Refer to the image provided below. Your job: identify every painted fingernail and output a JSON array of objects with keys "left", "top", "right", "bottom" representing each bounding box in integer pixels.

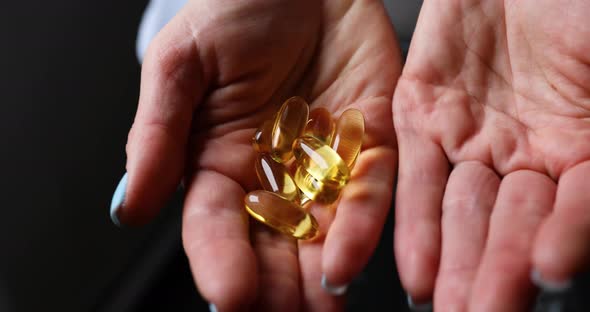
[
  {"left": 407, "top": 294, "right": 433, "bottom": 311},
  {"left": 208, "top": 303, "right": 218, "bottom": 312},
  {"left": 110, "top": 172, "right": 128, "bottom": 226},
  {"left": 321, "top": 274, "right": 348, "bottom": 296},
  {"left": 531, "top": 269, "right": 572, "bottom": 292}
]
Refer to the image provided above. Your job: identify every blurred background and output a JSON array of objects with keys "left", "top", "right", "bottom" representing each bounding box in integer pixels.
[{"left": 1, "top": 1, "right": 587, "bottom": 312}]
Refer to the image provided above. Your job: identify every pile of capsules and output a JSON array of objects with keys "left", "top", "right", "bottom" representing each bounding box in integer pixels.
[{"left": 244, "top": 96, "right": 365, "bottom": 240}]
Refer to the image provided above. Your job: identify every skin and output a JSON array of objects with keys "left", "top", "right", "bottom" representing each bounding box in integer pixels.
[
  {"left": 393, "top": 0, "right": 590, "bottom": 311},
  {"left": 118, "top": 0, "right": 401, "bottom": 311}
]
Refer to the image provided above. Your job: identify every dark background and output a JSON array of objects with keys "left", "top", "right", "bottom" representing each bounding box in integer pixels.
[
  {"left": 0, "top": 1, "right": 420, "bottom": 311},
  {"left": 0, "top": 0, "right": 162, "bottom": 311}
]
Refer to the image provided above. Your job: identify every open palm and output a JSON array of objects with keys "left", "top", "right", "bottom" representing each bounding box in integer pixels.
[
  {"left": 115, "top": 0, "right": 401, "bottom": 311},
  {"left": 393, "top": 0, "right": 590, "bottom": 310}
]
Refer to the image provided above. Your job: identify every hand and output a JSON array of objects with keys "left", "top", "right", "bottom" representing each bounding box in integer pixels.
[
  {"left": 114, "top": 0, "right": 401, "bottom": 311},
  {"left": 393, "top": 0, "right": 590, "bottom": 310}
]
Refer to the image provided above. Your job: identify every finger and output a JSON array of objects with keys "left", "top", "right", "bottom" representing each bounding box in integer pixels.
[
  {"left": 182, "top": 170, "right": 257, "bottom": 311},
  {"left": 115, "top": 9, "right": 208, "bottom": 225},
  {"left": 321, "top": 146, "right": 396, "bottom": 291},
  {"left": 434, "top": 161, "right": 499, "bottom": 310},
  {"left": 299, "top": 238, "right": 345, "bottom": 312},
  {"left": 470, "top": 170, "right": 556, "bottom": 311},
  {"left": 394, "top": 133, "right": 449, "bottom": 304},
  {"left": 533, "top": 160, "right": 590, "bottom": 288},
  {"left": 251, "top": 223, "right": 300, "bottom": 312}
]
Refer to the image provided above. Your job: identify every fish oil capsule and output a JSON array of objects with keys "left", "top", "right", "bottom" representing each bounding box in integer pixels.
[
  {"left": 332, "top": 108, "right": 365, "bottom": 169},
  {"left": 255, "top": 154, "right": 299, "bottom": 202},
  {"left": 292, "top": 136, "right": 351, "bottom": 204},
  {"left": 244, "top": 190, "right": 319, "bottom": 240},
  {"left": 252, "top": 120, "right": 273, "bottom": 154},
  {"left": 271, "top": 96, "right": 310, "bottom": 162},
  {"left": 304, "top": 108, "right": 335, "bottom": 145},
  {"left": 299, "top": 195, "right": 312, "bottom": 207},
  {"left": 294, "top": 166, "right": 343, "bottom": 204}
]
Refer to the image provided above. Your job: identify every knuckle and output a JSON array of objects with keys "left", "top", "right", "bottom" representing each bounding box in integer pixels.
[{"left": 145, "top": 39, "right": 186, "bottom": 80}]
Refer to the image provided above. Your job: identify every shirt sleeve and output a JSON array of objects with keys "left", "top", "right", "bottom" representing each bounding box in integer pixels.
[{"left": 136, "top": 0, "right": 188, "bottom": 63}]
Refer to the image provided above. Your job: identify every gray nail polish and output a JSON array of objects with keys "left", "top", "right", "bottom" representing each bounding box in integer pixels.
[
  {"left": 110, "top": 172, "right": 128, "bottom": 226},
  {"left": 321, "top": 274, "right": 348, "bottom": 296},
  {"left": 209, "top": 303, "right": 218, "bottom": 312},
  {"left": 531, "top": 269, "right": 572, "bottom": 293},
  {"left": 407, "top": 294, "right": 433, "bottom": 311}
]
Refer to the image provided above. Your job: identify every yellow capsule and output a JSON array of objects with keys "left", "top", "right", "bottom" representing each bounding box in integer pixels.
[
  {"left": 271, "top": 96, "right": 310, "bottom": 162},
  {"left": 294, "top": 166, "right": 343, "bottom": 204},
  {"left": 303, "top": 108, "right": 335, "bottom": 145},
  {"left": 255, "top": 154, "right": 299, "bottom": 202},
  {"left": 299, "top": 195, "right": 313, "bottom": 207},
  {"left": 244, "top": 190, "right": 319, "bottom": 240},
  {"left": 292, "top": 136, "right": 351, "bottom": 204},
  {"left": 332, "top": 108, "right": 365, "bottom": 170},
  {"left": 252, "top": 120, "right": 273, "bottom": 154}
]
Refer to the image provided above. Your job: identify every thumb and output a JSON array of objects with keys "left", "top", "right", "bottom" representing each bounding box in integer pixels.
[{"left": 111, "top": 10, "right": 208, "bottom": 226}]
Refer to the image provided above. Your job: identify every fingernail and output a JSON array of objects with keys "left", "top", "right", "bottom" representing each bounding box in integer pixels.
[
  {"left": 208, "top": 303, "right": 218, "bottom": 312},
  {"left": 531, "top": 269, "right": 572, "bottom": 292},
  {"left": 407, "top": 294, "right": 432, "bottom": 311},
  {"left": 110, "top": 172, "right": 128, "bottom": 226},
  {"left": 321, "top": 274, "right": 348, "bottom": 296}
]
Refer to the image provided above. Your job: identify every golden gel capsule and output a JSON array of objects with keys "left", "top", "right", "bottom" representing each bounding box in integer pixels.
[
  {"left": 299, "top": 195, "right": 312, "bottom": 207},
  {"left": 252, "top": 120, "right": 273, "bottom": 154},
  {"left": 294, "top": 166, "right": 343, "bottom": 204},
  {"left": 244, "top": 190, "right": 319, "bottom": 240},
  {"left": 292, "top": 136, "right": 351, "bottom": 204},
  {"left": 255, "top": 154, "right": 299, "bottom": 202},
  {"left": 271, "top": 96, "right": 310, "bottom": 162},
  {"left": 304, "top": 108, "right": 335, "bottom": 145},
  {"left": 332, "top": 108, "right": 365, "bottom": 169}
]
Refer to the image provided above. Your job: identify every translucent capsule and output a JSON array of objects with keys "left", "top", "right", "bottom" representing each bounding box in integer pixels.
[
  {"left": 292, "top": 136, "right": 351, "bottom": 204},
  {"left": 294, "top": 166, "right": 343, "bottom": 204},
  {"left": 299, "top": 195, "right": 313, "bottom": 207},
  {"left": 255, "top": 154, "right": 299, "bottom": 202},
  {"left": 252, "top": 120, "right": 273, "bottom": 154},
  {"left": 303, "top": 108, "right": 335, "bottom": 145},
  {"left": 271, "top": 96, "right": 310, "bottom": 162},
  {"left": 244, "top": 190, "right": 319, "bottom": 240},
  {"left": 331, "top": 108, "right": 365, "bottom": 169}
]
